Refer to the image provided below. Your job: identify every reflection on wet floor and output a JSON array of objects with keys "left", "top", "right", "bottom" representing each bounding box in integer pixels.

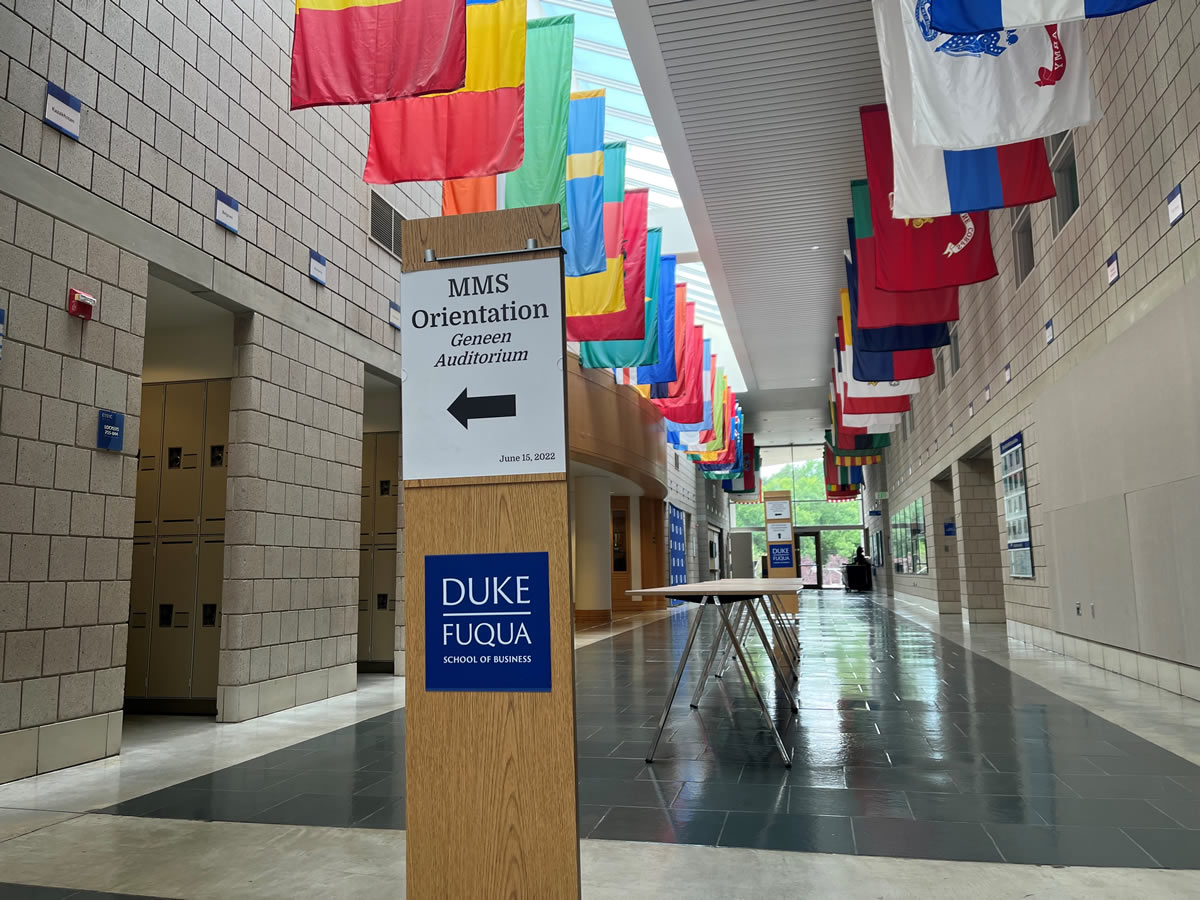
[{"left": 102, "top": 593, "right": 1200, "bottom": 867}]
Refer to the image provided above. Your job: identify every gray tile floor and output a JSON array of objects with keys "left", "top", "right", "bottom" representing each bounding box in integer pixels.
[{"left": 98, "top": 593, "right": 1200, "bottom": 867}]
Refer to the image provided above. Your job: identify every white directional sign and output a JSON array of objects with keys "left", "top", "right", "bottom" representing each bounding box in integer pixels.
[{"left": 399, "top": 256, "right": 566, "bottom": 481}]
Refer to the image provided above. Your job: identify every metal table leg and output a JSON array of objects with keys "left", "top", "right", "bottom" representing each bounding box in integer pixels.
[
  {"left": 752, "top": 597, "right": 799, "bottom": 687},
  {"left": 768, "top": 592, "right": 801, "bottom": 662},
  {"left": 646, "top": 598, "right": 708, "bottom": 763},
  {"left": 759, "top": 595, "right": 800, "bottom": 672},
  {"left": 746, "top": 600, "right": 799, "bottom": 712},
  {"left": 689, "top": 603, "right": 729, "bottom": 708},
  {"left": 716, "top": 603, "right": 751, "bottom": 678},
  {"left": 716, "top": 601, "right": 792, "bottom": 767}
]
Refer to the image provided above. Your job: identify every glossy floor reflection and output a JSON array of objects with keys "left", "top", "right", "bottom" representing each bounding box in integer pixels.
[{"left": 97, "top": 592, "right": 1200, "bottom": 868}]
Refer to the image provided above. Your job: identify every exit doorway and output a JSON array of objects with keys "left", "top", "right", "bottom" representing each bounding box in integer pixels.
[{"left": 796, "top": 529, "right": 864, "bottom": 589}]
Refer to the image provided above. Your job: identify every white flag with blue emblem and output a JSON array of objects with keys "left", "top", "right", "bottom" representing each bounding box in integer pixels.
[{"left": 900, "top": 0, "right": 1100, "bottom": 150}]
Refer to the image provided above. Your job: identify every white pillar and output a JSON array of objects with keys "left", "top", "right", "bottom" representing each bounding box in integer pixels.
[{"left": 573, "top": 476, "right": 612, "bottom": 617}]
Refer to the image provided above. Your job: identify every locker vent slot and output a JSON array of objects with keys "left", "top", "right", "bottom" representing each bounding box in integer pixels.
[
  {"left": 174, "top": 612, "right": 190, "bottom": 628},
  {"left": 359, "top": 601, "right": 368, "bottom": 611},
  {"left": 377, "top": 593, "right": 388, "bottom": 610},
  {"left": 183, "top": 453, "right": 198, "bottom": 469},
  {"left": 140, "top": 455, "right": 157, "bottom": 471},
  {"left": 379, "top": 480, "right": 391, "bottom": 496},
  {"left": 210, "top": 445, "right": 225, "bottom": 467},
  {"left": 158, "top": 604, "right": 174, "bottom": 627},
  {"left": 202, "top": 604, "right": 218, "bottom": 627},
  {"left": 168, "top": 447, "right": 182, "bottom": 468}
]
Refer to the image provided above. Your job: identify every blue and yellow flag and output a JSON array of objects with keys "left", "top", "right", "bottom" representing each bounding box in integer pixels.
[{"left": 562, "top": 90, "right": 606, "bottom": 278}]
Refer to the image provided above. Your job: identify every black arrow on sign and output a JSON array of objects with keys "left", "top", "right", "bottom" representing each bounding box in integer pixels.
[{"left": 448, "top": 388, "right": 517, "bottom": 429}]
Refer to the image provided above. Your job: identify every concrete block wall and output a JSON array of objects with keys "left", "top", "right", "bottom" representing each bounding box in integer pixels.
[
  {"left": 217, "top": 312, "right": 363, "bottom": 722},
  {"left": 0, "top": 199, "right": 144, "bottom": 782},
  {"left": 0, "top": 0, "right": 440, "bottom": 770},
  {"left": 881, "top": 1, "right": 1200, "bottom": 646},
  {"left": 951, "top": 456, "right": 1006, "bottom": 624}
]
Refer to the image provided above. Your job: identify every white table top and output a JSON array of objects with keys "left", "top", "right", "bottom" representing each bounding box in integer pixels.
[{"left": 627, "top": 578, "right": 806, "bottom": 598}]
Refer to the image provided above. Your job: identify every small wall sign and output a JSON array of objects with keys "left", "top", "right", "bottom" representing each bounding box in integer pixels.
[
  {"left": 1167, "top": 185, "right": 1185, "bottom": 226},
  {"left": 43, "top": 83, "right": 82, "bottom": 140},
  {"left": 1106, "top": 251, "right": 1120, "bottom": 285},
  {"left": 97, "top": 410, "right": 124, "bottom": 451},
  {"left": 215, "top": 190, "right": 239, "bottom": 233},
  {"left": 309, "top": 249, "right": 327, "bottom": 285}
]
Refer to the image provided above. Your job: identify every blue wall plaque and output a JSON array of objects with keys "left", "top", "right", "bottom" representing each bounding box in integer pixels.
[
  {"left": 425, "top": 552, "right": 552, "bottom": 692},
  {"left": 97, "top": 409, "right": 124, "bottom": 451}
]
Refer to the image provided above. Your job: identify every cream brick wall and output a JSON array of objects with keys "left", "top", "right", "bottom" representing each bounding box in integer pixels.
[
  {"left": 215, "top": 312, "right": 363, "bottom": 722},
  {"left": 0, "top": 200, "right": 142, "bottom": 780},
  {"left": 0, "top": 0, "right": 441, "bottom": 773},
  {"left": 881, "top": 1, "right": 1200, "bottom": 644}
]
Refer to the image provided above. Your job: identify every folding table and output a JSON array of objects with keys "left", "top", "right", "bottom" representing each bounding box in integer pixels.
[{"left": 627, "top": 579, "right": 805, "bottom": 766}]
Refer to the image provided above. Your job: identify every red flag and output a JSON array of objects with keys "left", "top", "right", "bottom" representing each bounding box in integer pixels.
[
  {"left": 861, "top": 105, "right": 998, "bottom": 292},
  {"left": 652, "top": 310, "right": 702, "bottom": 424},
  {"left": 565, "top": 188, "right": 648, "bottom": 341},
  {"left": 364, "top": 0, "right": 525, "bottom": 183},
  {"left": 857, "top": 235, "right": 959, "bottom": 327},
  {"left": 290, "top": 0, "right": 466, "bottom": 110}
]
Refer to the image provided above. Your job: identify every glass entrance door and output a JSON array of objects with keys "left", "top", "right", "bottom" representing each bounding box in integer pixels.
[{"left": 796, "top": 532, "right": 820, "bottom": 587}]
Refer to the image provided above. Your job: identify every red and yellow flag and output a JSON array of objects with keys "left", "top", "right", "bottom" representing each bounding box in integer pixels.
[
  {"left": 290, "top": 0, "right": 467, "bottom": 110},
  {"left": 365, "top": 0, "right": 526, "bottom": 183}
]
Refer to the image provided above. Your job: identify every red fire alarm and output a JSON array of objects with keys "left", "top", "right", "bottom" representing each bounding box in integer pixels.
[{"left": 67, "top": 288, "right": 96, "bottom": 321}]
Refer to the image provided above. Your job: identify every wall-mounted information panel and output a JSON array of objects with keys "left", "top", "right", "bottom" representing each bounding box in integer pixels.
[{"left": 1000, "top": 432, "right": 1034, "bottom": 578}]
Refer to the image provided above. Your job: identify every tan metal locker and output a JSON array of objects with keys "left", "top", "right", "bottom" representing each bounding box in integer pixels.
[
  {"left": 147, "top": 537, "right": 199, "bottom": 697},
  {"left": 157, "top": 383, "right": 205, "bottom": 535},
  {"left": 191, "top": 536, "right": 224, "bottom": 699},
  {"left": 361, "top": 433, "right": 377, "bottom": 543},
  {"left": 134, "top": 385, "right": 165, "bottom": 538},
  {"left": 370, "top": 544, "right": 397, "bottom": 662},
  {"left": 125, "top": 537, "right": 156, "bottom": 697},
  {"left": 358, "top": 545, "right": 373, "bottom": 660},
  {"left": 201, "top": 379, "right": 230, "bottom": 535},
  {"left": 373, "top": 432, "right": 399, "bottom": 539}
]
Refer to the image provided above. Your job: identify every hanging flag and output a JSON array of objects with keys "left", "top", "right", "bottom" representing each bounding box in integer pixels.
[
  {"left": 872, "top": 2, "right": 1056, "bottom": 219},
  {"left": 930, "top": 0, "right": 1155, "bottom": 33},
  {"left": 364, "top": 0, "right": 525, "bottom": 183},
  {"left": 844, "top": 285, "right": 937, "bottom": 381},
  {"left": 579, "top": 228, "right": 662, "bottom": 369},
  {"left": 850, "top": 190, "right": 959, "bottom": 328},
  {"left": 567, "top": 188, "right": 649, "bottom": 341},
  {"left": 652, "top": 304, "right": 702, "bottom": 422},
  {"left": 565, "top": 130, "right": 626, "bottom": 319},
  {"left": 831, "top": 387, "right": 897, "bottom": 438},
  {"left": 837, "top": 305, "right": 922, "bottom": 398},
  {"left": 668, "top": 349, "right": 716, "bottom": 445},
  {"left": 847, "top": 275, "right": 950, "bottom": 354},
  {"left": 503, "top": 16, "right": 574, "bottom": 228},
  {"left": 861, "top": 105, "right": 998, "bottom": 291},
  {"left": 635, "top": 255, "right": 678, "bottom": 385},
  {"left": 832, "top": 381, "right": 904, "bottom": 430},
  {"left": 650, "top": 286, "right": 691, "bottom": 399},
  {"left": 441, "top": 176, "right": 497, "bottom": 215},
  {"left": 290, "top": 0, "right": 467, "bottom": 110},
  {"left": 893, "top": 0, "right": 1100, "bottom": 151},
  {"left": 836, "top": 344, "right": 911, "bottom": 414},
  {"left": 563, "top": 91, "right": 607, "bottom": 278}
]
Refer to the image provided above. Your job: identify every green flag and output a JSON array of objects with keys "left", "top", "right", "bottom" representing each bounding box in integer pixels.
[
  {"left": 578, "top": 227, "right": 663, "bottom": 369},
  {"left": 504, "top": 16, "right": 574, "bottom": 229}
]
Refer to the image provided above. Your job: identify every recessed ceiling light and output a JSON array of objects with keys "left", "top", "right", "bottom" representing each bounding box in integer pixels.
[{"left": 810, "top": 245, "right": 820, "bottom": 251}]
